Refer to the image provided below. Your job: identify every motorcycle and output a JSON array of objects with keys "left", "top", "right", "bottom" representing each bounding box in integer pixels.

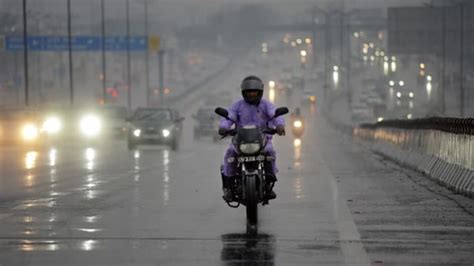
[
  {"left": 291, "top": 117, "right": 304, "bottom": 138},
  {"left": 215, "top": 106, "right": 289, "bottom": 233}
]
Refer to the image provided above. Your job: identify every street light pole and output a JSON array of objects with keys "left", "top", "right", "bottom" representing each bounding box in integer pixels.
[
  {"left": 22, "top": 0, "right": 29, "bottom": 106},
  {"left": 100, "top": 0, "right": 107, "bottom": 104},
  {"left": 126, "top": 0, "right": 132, "bottom": 111},
  {"left": 144, "top": 0, "right": 150, "bottom": 107},
  {"left": 458, "top": 3, "right": 464, "bottom": 117},
  {"left": 67, "top": 0, "right": 74, "bottom": 106}
]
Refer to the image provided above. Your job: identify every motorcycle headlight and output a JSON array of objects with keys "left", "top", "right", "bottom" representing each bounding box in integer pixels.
[
  {"left": 239, "top": 143, "right": 261, "bottom": 155},
  {"left": 293, "top": 120, "right": 303, "bottom": 128},
  {"left": 162, "top": 129, "right": 171, "bottom": 138},
  {"left": 22, "top": 123, "right": 39, "bottom": 141},
  {"left": 133, "top": 129, "right": 141, "bottom": 137},
  {"left": 79, "top": 114, "right": 101, "bottom": 137},
  {"left": 42, "top": 116, "right": 62, "bottom": 134}
]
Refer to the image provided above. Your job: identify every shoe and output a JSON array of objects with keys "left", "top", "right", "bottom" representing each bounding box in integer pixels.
[
  {"left": 266, "top": 190, "right": 276, "bottom": 200},
  {"left": 223, "top": 188, "right": 233, "bottom": 202}
]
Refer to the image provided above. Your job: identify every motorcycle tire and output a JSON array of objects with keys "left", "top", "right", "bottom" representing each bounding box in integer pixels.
[{"left": 245, "top": 175, "right": 258, "bottom": 226}]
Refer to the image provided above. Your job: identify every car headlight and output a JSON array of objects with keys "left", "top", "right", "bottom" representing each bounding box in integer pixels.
[
  {"left": 162, "top": 129, "right": 171, "bottom": 138},
  {"left": 42, "top": 116, "right": 62, "bottom": 134},
  {"left": 22, "top": 123, "right": 39, "bottom": 141},
  {"left": 133, "top": 129, "right": 141, "bottom": 137},
  {"left": 293, "top": 120, "right": 303, "bottom": 128},
  {"left": 239, "top": 143, "right": 261, "bottom": 155},
  {"left": 79, "top": 115, "right": 101, "bottom": 137}
]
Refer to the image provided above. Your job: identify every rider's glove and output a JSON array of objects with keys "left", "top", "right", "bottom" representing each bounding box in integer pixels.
[
  {"left": 218, "top": 128, "right": 228, "bottom": 136},
  {"left": 276, "top": 125, "right": 286, "bottom": 136}
]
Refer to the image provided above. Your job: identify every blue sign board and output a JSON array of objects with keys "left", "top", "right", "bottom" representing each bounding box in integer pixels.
[{"left": 5, "top": 35, "right": 147, "bottom": 52}]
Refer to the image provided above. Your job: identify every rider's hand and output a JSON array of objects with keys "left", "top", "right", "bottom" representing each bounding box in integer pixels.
[
  {"left": 276, "top": 125, "right": 286, "bottom": 136},
  {"left": 218, "top": 128, "right": 228, "bottom": 136}
]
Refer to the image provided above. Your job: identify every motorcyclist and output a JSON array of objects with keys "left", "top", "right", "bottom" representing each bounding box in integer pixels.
[
  {"left": 218, "top": 75, "right": 285, "bottom": 202},
  {"left": 290, "top": 107, "right": 305, "bottom": 138}
]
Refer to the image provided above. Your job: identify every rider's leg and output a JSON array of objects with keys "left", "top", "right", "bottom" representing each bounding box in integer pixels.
[
  {"left": 264, "top": 143, "right": 277, "bottom": 199},
  {"left": 222, "top": 145, "right": 237, "bottom": 201}
]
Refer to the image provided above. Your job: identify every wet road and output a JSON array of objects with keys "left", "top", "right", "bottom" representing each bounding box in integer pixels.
[{"left": 1, "top": 64, "right": 474, "bottom": 265}]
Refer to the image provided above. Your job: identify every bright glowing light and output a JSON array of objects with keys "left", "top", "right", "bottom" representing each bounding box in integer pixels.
[
  {"left": 293, "top": 120, "right": 303, "bottom": 128},
  {"left": 396, "top": 92, "right": 402, "bottom": 98},
  {"left": 427, "top": 75, "right": 432, "bottom": 81},
  {"left": 426, "top": 82, "right": 432, "bottom": 100},
  {"left": 409, "top": 92, "right": 415, "bottom": 98},
  {"left": 293, "top": 138, "right": 301, "bottom": 147},
  {"left": 80, "top": 115, "right": 101, "bottom": 137},
  {"left": 353, "top": 32, "right": 359, "bottom": 38},
  {"left": 42, "top": 117, "right": 62, "bottom": 134},
  {"left": 269, "top": 88, "right": 275, "bottom": 103},
  {"left": 384, "top": 56, "right": 389, "bottom": 62},
  {"left": 362, "top": 47, "right": 368, "bottom": 54},
  {"left": 296, "top": 38, "right": 302, "bottom": 45},
  {"left": 309, "top": 96, "right": 316, "bottom": 103},
  {"left": 133, "top": 129, "right": 141, "bottom": 137},
  {"left": 407, "top": 113, "right": 413, "bottom": 119},
  {"left": 363, "top": 56, "right": 368, "bottom": 61},
  {"left": 420, "top": 63, "right": 425, "bottom": 69},
  {"left": 375, "top": 50, "right": 380, "bottom": 57},
  {"left": 409, "top": 100, "right": 414, "bottom": 109},
  {"left": 391, "top": 56, "right": 396, "bottom": 61},
  {"left": 261, "top": 42, "right": 268, "bottom": 48},
  {"left": 369, "top": 42, "right": 375, "bottom": 48},
  {"left": 300, "top": 50, "right": 307, "bottom": 57},
  {"left": 305, "top": 38, "right": 311, "bottom": 44},
  {"left": 333, "top": 65, "right": 339, "bottom": 71},
  {"left": 377, "top": 117, "right": 384, "bottom": 122},
  {"left": 262, "top": 47, "right": 268, "bottom": 53},
  {"left": 162, "top": 129, "right": 170, "bottom": 138},
  {"left": 370, "top": 56, "right": 375, "bottom": 61},
  {"left": 291, "top": 41, "right": 296, "bottom": 47},
  {"left": 389, "top": 80, "right": 395, "bottom": 87},
  {"left": 391, "top": 61, "right": 397, "bottom": 72},
  {"left": 380, "top": 51, "right": 385, "bottom": 56},
  {"left": 22, "top": 124, "right": 39, "bottom": 141},
  {"left": 333, "top": 70, "right": 339, "bottom": 86},
  {"left": 85, "top": 148, "right": 96, "bottom": 161},
  {"left": 49, "top": 149, "right": 57, "bottom": 167},
  {"left": 268, "top": 80, "right": 275, "bottom": 88},
  {"left": 384, "top": 62, "right": 389, "bottom": 75},
  {"left": 399, "top": 81, "right": 405, "bottom": 86},
  {"left": 25, "top": 151, "right": 38, "bottom": 170}
]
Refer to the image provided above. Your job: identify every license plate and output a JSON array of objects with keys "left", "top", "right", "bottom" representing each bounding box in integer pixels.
[{"left": 238, "top": 155, "right": 265, "bottom": 163}]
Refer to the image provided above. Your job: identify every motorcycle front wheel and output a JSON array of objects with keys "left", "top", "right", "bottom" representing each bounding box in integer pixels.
[{"left": 245, "top": 175, "right": 258, "bottom": 226}]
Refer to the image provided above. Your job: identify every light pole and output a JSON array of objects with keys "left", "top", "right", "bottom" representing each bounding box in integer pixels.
[
  {"left": 144, "top": 0, "right": 150, "bottom": 107},
  {"left": 126, "top": 0, "right": 131, "bottom": 111},
  {"left": 100, "top": 0, "right": 106, "bottom": 104},
  {"left": 67, "top": 0, "right": 74, "bottom": 106},
  {"left": 22, "top": 0, "right": 29, "bottom": 106}
]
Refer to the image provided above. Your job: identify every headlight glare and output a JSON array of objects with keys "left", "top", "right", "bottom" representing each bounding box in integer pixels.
[
  {"left": 162, "top": 129, "right": 171, "bottom": 138},
  {"left": 43, "top": 117, "right": 62, "bottom": 134},
  {"left": 239, "top": 143, "right": 261, "bottom": 154},
  {"left": 133, "top": 129, "right": 141, "bottom": 137},
  {"left": 80, "top": 115, "right": 101, "bottom": 137},
  {"left": 22, "top": 124, "right": 39, "bottom": 141},
  {"left": 293, "top": 120, "right": 303, "bottom": 128}
]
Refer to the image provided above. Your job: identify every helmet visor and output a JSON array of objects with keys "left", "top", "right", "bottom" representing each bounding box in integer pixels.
[{"left": 241, "top": 79, "right": 263, "bottom": 91}]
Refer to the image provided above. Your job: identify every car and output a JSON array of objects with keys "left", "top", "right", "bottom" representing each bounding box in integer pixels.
[
  {"left": 302, "top": 88, "right": 317, "bottom": 105},
  {"left": 127, "top": 107, "right": 184, "bottom": 150},
  {"left": 40, "top": 107, "right": 111, "bottom": 146},
  {"left": 192, "top": 107, "right": 220, "bottom": 142},
  {"left": 0, "top": 107, "right": 43, "bottom": 148}
]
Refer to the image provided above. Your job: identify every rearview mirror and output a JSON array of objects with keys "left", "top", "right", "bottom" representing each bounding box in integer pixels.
[
  {"left": 274, "top": 107, "right": 289, "bottom": 118},
  {"left": 215, "top": 107, "right": 229, "bottom": 119}
]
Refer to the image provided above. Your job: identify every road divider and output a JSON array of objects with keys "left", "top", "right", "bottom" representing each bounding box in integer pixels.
[{"left": 354, "top": 118, "right": 474, "bottom": 198}]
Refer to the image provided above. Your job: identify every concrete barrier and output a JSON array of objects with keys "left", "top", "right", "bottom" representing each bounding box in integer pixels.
[{"left": 354, "top": 124, "right": 474, "bottom": 198}]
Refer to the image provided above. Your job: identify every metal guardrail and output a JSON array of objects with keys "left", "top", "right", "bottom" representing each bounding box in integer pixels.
[{"left": 359, "top": 117, "right": 474, "bottom": 135}]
